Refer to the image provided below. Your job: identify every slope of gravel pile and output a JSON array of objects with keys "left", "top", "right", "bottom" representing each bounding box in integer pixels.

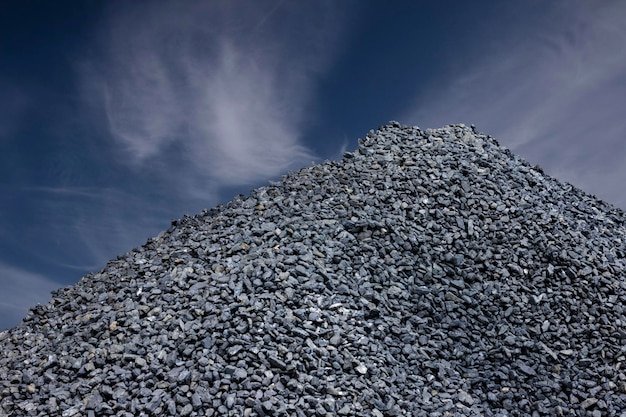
[{"left": 2, "top": 122, "right": 626, "bottom": 417}]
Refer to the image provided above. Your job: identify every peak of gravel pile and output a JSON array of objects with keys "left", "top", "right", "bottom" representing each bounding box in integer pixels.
[{"left": 2, "top": 122, "right": 626, "bottom": 417}]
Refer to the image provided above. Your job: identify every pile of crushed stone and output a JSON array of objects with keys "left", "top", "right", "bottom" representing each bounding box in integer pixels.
[{"left": 1, "top": 122, "right": 625, "bottom": 417}]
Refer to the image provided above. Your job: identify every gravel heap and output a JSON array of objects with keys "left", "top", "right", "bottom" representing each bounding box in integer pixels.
[{"left": 2, "top": 122, "right": 626, "bottom": 417}]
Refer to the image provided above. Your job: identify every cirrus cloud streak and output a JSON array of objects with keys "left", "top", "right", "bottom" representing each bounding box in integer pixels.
[{"left": 84, "top": 1, "right": 346, "bottom": 193}]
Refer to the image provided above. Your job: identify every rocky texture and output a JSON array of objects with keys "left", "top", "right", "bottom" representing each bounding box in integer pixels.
[{"left": 1, "top": 122, "right": 625, "bottom": 416}]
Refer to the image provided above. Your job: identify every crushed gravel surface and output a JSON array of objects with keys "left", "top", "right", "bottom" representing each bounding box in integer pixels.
[{"left": 1, "top": 122, "right": 625, "bottom": 416}]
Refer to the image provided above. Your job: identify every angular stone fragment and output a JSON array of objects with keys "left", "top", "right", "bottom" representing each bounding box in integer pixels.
[
  {"left": 355, "top": 364, "right": 368, "bottom": 375},
  {"left": 580, "top": 398, "right": 598, "bottom": 409}
]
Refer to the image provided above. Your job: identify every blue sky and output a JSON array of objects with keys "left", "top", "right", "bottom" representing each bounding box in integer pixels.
[{"left": 1, "top": 0, "right": 625, "bottom": 330}]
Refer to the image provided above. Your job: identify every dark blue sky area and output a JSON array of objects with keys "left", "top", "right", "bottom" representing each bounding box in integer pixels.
[{"left": 1, "top": 0, "right": 625, "bottom": 330}]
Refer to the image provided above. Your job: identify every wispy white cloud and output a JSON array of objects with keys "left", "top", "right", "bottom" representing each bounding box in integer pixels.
[
  {"left": 0, "top": 262, "right": 60, "bottom": 331},
  {"left": 82, "top": 1, "right": 347, "bottom": 193},
  {"left": 402, "top": 1, "right": 626, "bottom": 209}
]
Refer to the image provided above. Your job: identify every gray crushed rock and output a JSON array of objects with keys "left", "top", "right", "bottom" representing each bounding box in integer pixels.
[{"left": 1, "top": 122, "right": 625, "bottom": 416}]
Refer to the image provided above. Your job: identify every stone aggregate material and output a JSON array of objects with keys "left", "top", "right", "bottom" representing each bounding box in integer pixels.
[{"left": 1, "top": 122, "right": 626, "bottom": 416}]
